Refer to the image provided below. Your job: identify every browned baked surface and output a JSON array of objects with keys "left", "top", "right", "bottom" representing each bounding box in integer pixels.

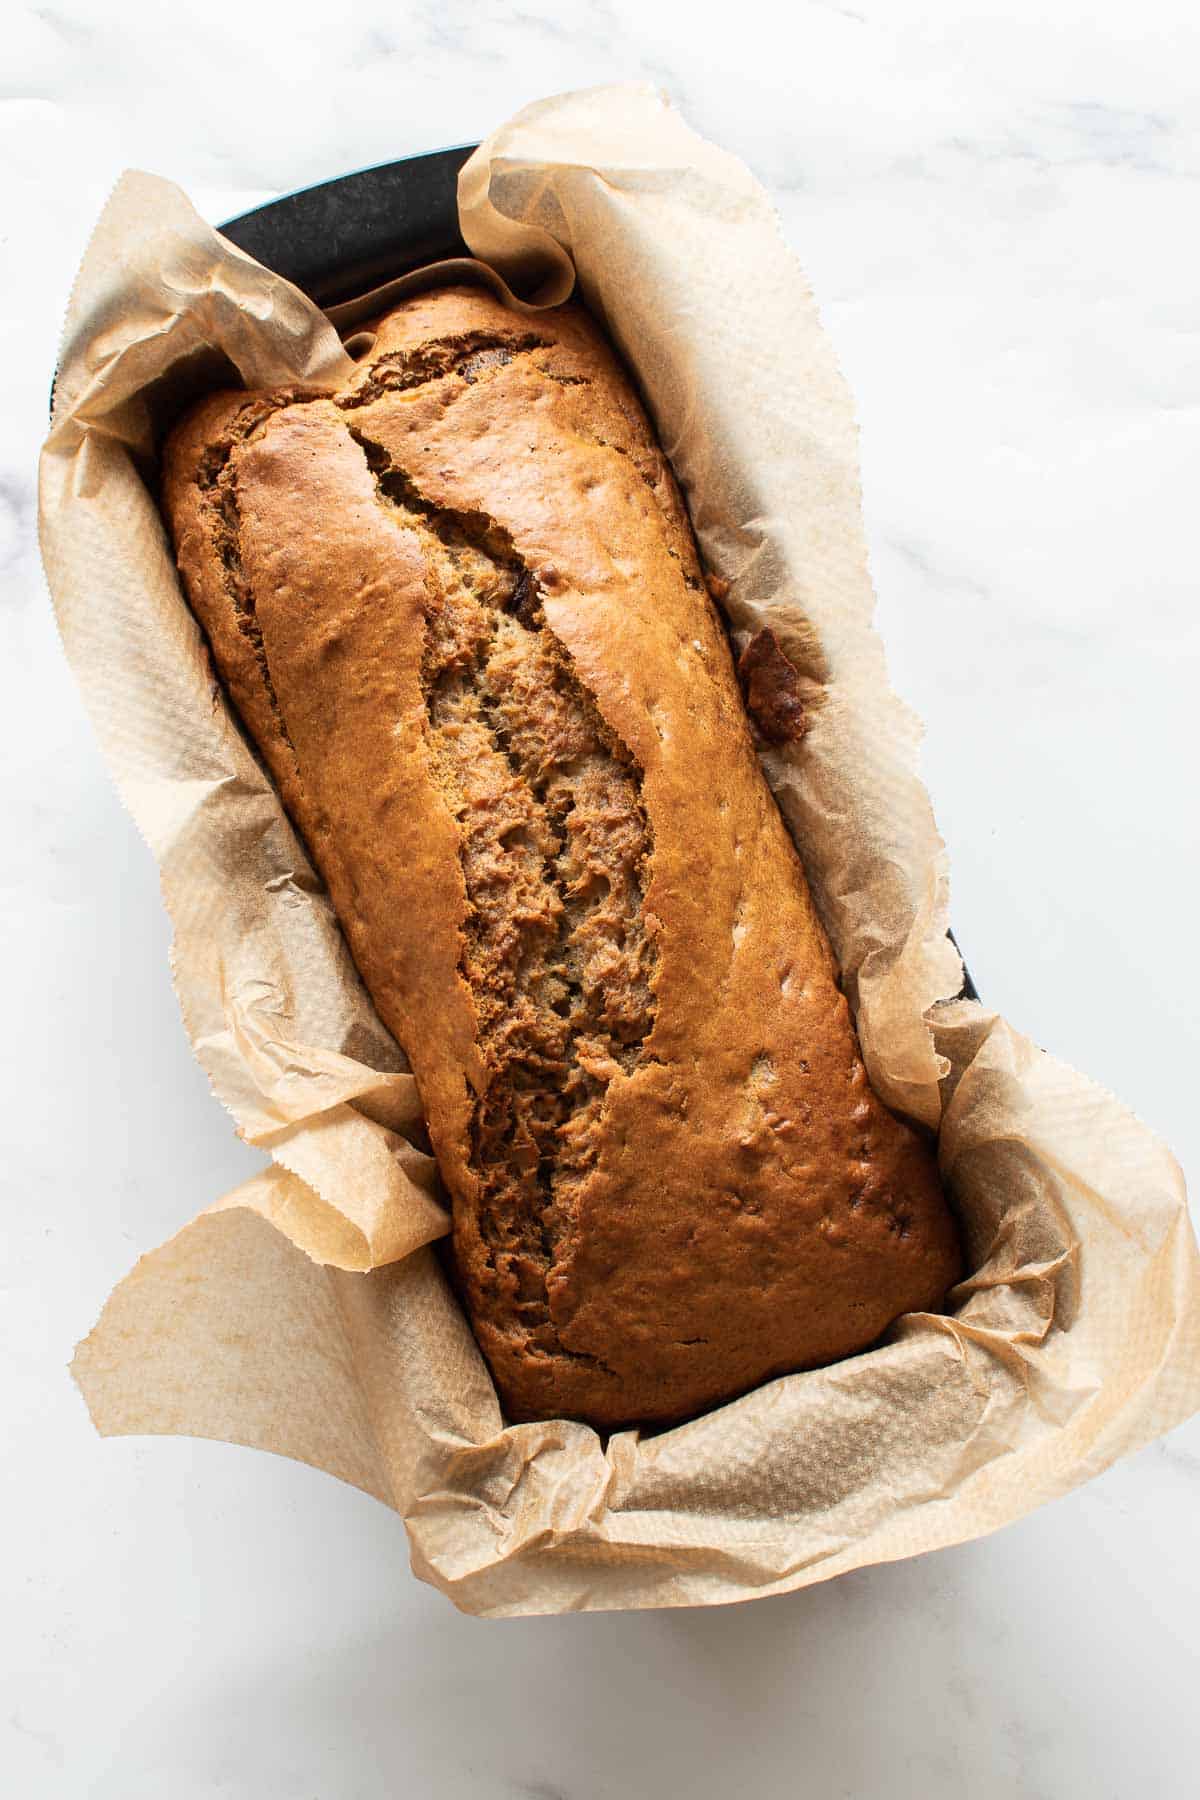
[{"left": 161, "top": 284, "right": 961, "bottom": 1430}]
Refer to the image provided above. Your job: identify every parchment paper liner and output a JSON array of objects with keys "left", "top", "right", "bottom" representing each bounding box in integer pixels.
[{"left": 41, "top": 83, "right": 1200, "bottom": 1617}]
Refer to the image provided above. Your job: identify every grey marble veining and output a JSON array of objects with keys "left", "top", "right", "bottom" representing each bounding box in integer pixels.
[{"left": 4, "top": 3, "right": 1198, "bottom": 1795}]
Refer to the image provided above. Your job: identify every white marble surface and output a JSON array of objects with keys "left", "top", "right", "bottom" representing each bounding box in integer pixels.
[{"left": 4, "top": 2, "right": 1199, "bottom": 1794}]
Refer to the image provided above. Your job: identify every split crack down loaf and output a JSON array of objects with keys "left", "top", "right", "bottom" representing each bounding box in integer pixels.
[{"left": 162, "top": 284, "right": 961, "bottom": 1430}]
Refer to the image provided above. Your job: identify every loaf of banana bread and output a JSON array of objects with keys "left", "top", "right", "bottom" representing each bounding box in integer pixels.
[{"left": 161, "top": 284, "right": 961, "bottom": 1429}]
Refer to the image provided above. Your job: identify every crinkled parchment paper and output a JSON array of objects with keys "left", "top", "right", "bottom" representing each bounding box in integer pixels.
[{"left": 40, "top": 83, "right": 1200, "bottom": 1617}]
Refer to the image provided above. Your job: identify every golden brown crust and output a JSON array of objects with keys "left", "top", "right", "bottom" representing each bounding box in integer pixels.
[
  {"left": 161, "top": 386, "right": 325, "bottom": 823},
  {"left": 161, "top": 283, "right": 961, "bottom": 1430}
]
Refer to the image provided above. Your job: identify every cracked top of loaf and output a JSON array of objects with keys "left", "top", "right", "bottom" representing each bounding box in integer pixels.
[{"left": 160, "top": 283, "right": 961, "bottom": 1431}]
